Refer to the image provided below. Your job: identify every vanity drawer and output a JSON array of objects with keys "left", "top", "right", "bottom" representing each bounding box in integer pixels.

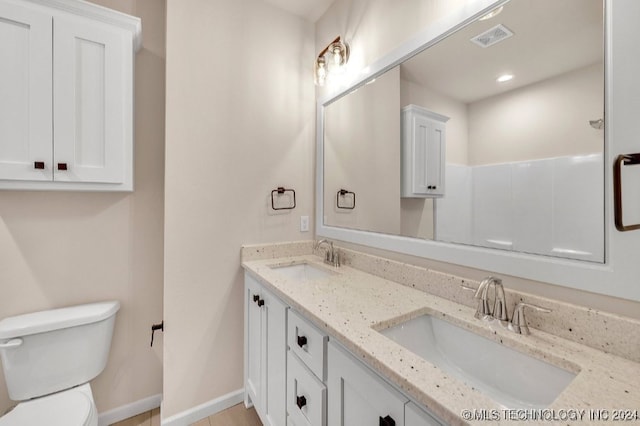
[
  {"left": 288, "top": 309, "right": 327, "bottom": 380},
  {"left": 287, "top": 350, "right": 326, "bottom": 426}
]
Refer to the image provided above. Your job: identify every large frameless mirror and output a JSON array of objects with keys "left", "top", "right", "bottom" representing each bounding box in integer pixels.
[{"left": 322, "top": 0, "right": 604, "bottom": 263}]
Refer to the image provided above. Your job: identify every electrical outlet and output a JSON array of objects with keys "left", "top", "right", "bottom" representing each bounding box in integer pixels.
[{"left": 300, "top": 215, "right": 309, "bottom": 232}]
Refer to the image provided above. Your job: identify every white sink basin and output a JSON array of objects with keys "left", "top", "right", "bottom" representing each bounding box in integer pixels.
[
  {"left": 270, "top": 262, "right": 334, "bottom": 282},
  {"left": 379, "top": 315, "right": 576, "bottom": 409}
]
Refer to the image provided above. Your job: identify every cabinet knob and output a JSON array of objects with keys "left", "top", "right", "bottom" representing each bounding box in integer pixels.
[
  {"left": 296, "top": 395, "right": 307, "bottom": 409},
  {"left": 297, "top": 335, "right": 307, "bottom": 348},
  {"left": 34, "top": 161, "right": 45, "bottom": 170},
  {"left": 57, "top": 163, "right": 68, "bottom": 171},
  {"left": 379, "top": 415, "right": 395, "bottom": 426},
  {"left": 257, "top": 299, "right": 264, "bottom": 307},
  {"left": 253, "top": 294, "right": 259, "bottom": 303}
]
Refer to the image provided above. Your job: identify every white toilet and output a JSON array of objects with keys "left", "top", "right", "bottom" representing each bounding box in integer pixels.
[{"left": 0, "top": 301, "right": 120, "bottom": 426}]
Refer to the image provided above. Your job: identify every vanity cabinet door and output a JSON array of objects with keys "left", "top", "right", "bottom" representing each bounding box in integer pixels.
[
  {"left": 244, "top": 273, "right": 287, "bottom": 426},
  {"left": 245, "top": 276, "right": 263, "bottom": 413},
  {"left": 0, "top": 1, "right": 52, "bottom": 181},
  {"left": 327, "top": 341, "right": 407, "bottom": 426},
  {"left": 405, "top": 402, "right": 442, "bottom": 426}
]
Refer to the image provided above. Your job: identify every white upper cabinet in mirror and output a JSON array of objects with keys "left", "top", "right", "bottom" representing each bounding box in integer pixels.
[{"left": 316, "top": 0, "right": 640, "bottom": 302}]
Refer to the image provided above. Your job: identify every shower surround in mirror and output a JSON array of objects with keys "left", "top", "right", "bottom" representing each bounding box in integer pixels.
[
  {"left": 435, "top": 153, "right": 603, "bottom": 262},
  {"left": 323, "top": 0, "right": 604, "bottom": 262}
]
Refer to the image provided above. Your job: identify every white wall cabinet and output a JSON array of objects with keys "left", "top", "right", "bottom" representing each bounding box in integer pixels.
[
  {"left": 401, "top": 105, "right": 449, "bottom": 198},
  {"left": 244, "top": 273, "right": 287, "bottom": 426},
  {"left": 0, "top": 0, "right": 141, "bottom": 191}
]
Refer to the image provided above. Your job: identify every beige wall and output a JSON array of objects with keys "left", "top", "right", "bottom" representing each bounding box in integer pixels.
[
  {"left": 164, "top": 0, "right": 314, "bottom": 418},
  {"left": 0, "top": 0, "right": 165, "bottom": 416},
  {"left": 324, "top": 66, "right": 401, "bottom": 235},
  {"left": 316, "top": 1, "right": 640, "bottom": 319},
  {"left": 469, "top": 63, "right": 604, "bottom": 165}
]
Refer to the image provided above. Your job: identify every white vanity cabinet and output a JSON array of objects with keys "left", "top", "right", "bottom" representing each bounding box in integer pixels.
[
  {"left": 401, "top": 105, "right": 449, "bottom": 198},
  {"left": 327, "top": 340, "right": 442, "bottom": 426},
  {"left": 0, "top": 0, "right": 140, "bottom": 191},
  {"left": 405, "top": 402, "right": 442, "bottom": 426},
  {"left": 244, "top": 273, "right": 287, "bottom": 426},
  {"left": 244, "top": 272, "right": 443, "bottom": 426},
  {"left": 327, "top": 341, "right": 408, "bottom": 426}
]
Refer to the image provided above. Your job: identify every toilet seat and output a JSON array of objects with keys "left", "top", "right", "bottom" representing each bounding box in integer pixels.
[{"left": 0, "top": 388, "right": 95, "bottom": 426}]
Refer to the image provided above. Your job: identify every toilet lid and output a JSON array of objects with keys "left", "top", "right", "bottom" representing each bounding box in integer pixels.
[{"left": 0, "top": 390, "right": 93, "bottom": 426}]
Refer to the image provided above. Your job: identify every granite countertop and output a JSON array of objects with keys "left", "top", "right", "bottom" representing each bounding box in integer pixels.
[{"left": 242, "top": 254, "right": 640, "bottom": 425}]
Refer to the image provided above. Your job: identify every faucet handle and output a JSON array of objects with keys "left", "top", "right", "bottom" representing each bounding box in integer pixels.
[
  {"left": 460, "top": 284, "right": 476, "bottom": 292},
  {"left": 461, "top": 283, "right": 491, "bottom": 319},
  {"left": 510, "top": 302, "right": 551, "bottom": 335}
]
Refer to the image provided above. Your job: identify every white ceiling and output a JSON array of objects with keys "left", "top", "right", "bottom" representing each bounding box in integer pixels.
[
  {"left": 261, "top": 0, "right": 336, "bottom": 22},
  {"left": 401, "top": 0, "right": 603, "bottom": 103}
]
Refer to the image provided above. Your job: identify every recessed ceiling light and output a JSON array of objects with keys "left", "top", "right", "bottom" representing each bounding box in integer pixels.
[
  {"left": 479, "top": 6, "right": 504, "bottom": 21},
  {"left": 496, "top": 74, "right": 514, "bottom": 83}
]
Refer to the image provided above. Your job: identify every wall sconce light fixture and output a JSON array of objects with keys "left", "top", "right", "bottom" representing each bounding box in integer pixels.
[{"left": 315, "top": 36, "right": 350, "bottom": 86}]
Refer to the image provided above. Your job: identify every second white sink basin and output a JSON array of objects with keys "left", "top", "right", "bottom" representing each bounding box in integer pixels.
[
  {"left": 379, "top": 315, "right": 576, "bottom": 409},
  {"left": 270, "top": 262, "right": 334, "bottom": 282}
]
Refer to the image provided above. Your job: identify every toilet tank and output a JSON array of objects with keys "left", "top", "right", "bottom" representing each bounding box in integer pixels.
[{"left": 0, "top": 301, "right": 120, "bottom": 401}]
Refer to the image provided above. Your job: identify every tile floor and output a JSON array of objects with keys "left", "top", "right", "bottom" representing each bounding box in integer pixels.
[{"left": 111, "top": 403, "right": 262, "bottom": 426}]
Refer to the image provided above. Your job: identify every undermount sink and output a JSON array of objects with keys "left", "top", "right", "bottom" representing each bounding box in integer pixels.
[
  {"left": 270, "top": 262, "right": 334, "bottom": 282},
  {"left": 379, "top": 315, "right": 576, "bottom": 409}
]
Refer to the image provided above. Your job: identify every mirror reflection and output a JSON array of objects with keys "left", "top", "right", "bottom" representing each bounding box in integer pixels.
[{"left": 323, "top": 0, "right": 604, "bottom": 262}]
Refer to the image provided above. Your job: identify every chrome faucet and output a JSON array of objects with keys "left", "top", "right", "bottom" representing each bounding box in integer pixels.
[
  {"left": 462, "top": 277, "right": 551, "bottom": 334},
  {"left": 465, "top": 276, "right": 505, "bottom": 321},
  {"left": 314, "top": 239, "right": 340, "bottom": 267}
]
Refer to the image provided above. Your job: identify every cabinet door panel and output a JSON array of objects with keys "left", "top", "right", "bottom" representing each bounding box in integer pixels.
[
  {"left": 244, "top": 274, "right": 288, "bottom": 426},
  {"left": 53, "top": 15, "right": 129, "bottom": 183},
  {"left": 245, "top": 278, "right": 263, "bottom": 413},
  {"left": 264, "top": 291, "right": 287, "bottom": 426},
  {"left": 327, "top": 341, "right": 407, "bottom": 426},
  {"left": 0, "top": 1, "right": 52, "bottom": 181}
]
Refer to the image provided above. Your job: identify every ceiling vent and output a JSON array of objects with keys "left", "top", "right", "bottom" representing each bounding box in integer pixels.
[{"left": 470, "top": 24, "right": 514, "bottom": 48}]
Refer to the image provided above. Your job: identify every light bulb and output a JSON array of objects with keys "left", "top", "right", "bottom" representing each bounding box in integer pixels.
[
  {"left": 479, "top": 6, "right": 503, "bottom": 21},
  {"left": 332, "top": 47, "right": 342, "bottom": 65},
  {"left": 496, "top": 74, "right": 513, "bottom": 83},
  {"left": 315, "top": 58, "right": 327, "bottom": 86}
]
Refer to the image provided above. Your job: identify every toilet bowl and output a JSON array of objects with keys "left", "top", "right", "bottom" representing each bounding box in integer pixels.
[
  {"left": 0, "top": 384, "right": 97, "bottom": 426},
  {"left": 0, "top": 301, "right": 120, "bottom": 426}
]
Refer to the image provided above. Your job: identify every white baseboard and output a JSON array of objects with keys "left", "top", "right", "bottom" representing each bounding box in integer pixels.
[
  {"left": 161, "top": 389, "right": 244, "bottom": 426},
  {"left": 98, "top": 393, "right": 162, "bottom": 426}
]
